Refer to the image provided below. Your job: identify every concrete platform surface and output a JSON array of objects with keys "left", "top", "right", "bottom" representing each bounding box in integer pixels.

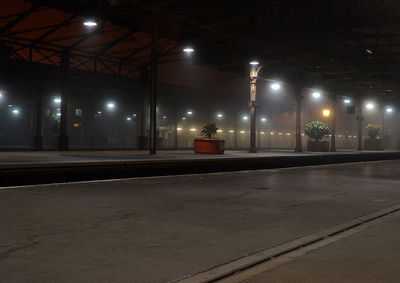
[
  {"left": 1, "top": 160, "right": 400, "bottom": 282},
  {"left": 0, "top": 149, "right": 363, "bottom": 164},
  {"left": 243, "top": 214, "right": 400, "bottom": 283},
  {"left": 1, "top": 149, "right": 400, "bottom": 186}
]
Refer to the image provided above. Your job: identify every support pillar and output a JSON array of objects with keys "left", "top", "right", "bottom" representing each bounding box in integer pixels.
[
  {"left": 149, "top": 21, "right": 159, "bottom": 155},
  {"left": 249, "top": 65, "right": 261, "bottom": 153},
  {"left": 381, "top": 105, "right": 385, "bottom": 150},
  {"left": 174, "top": 111, "right": 178, "bottom": 149},
  {"left": 58, "top": 51, "right": 69, "bottom": 150},
  {"left": 33, "top": 80, "right": 43, "bottom": 150},
  {"left": 87, "top": 103, "right": 94, "bottom": 148},
  {"left": 139, "top": 66, "right": 149, "bottom": 149},
  {"left": 356, "top": 100, "right": 363, "bottom": 151},
  {"left": 294, "top": 83, "right": 303, "bottom": 152},
  {"left": 330, "top": 94, "right": 337, "bottom": 152}
]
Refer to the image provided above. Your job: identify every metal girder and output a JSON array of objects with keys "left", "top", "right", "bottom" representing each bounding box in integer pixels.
[
  {"left": 0, "top": 4, "right": 42, "bottom": 34},
  {"left": 36, "top": 15, "right": 77, "bottom": 41},
  {"left": 120, "top": 42, "right": 151, "bottom": 63},
  {"left": 95, "top": 30, "right": 136, "bottom": 55}
]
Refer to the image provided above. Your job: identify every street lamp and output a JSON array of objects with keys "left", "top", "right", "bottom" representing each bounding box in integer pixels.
[
  {"left": 217, "top": 113, "right": 223, "bottom": 118},
  {"left": 83, "top": 20, "right": 98, "bottom": 27},
  {"left": 249, "top": 60, "right": 262, "bottom": 153},
  {"left": 386, "top": 107, "right": 393, "bottom": 113},
  {"left": 183, "top": 47, "right": 194, "bottom": 53},
  {"left": 106, "top": 102, "right": 115, "bottom": 110},
  {"left": 270, "top": 83, "right": 281, "bottom": 90},
  {"left": 322, "top": 109, "right": 331, "bottom": 117},
  {"left": 366, "top": 103, "right": 374, "bottom": 110},
  {"left": 312, "top": 91, "right": 321, "bottom": 98}
]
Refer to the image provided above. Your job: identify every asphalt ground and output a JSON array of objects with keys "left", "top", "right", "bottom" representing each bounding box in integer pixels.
[{"left": 1, "top": 160, "right": 400, "bottom": 282}]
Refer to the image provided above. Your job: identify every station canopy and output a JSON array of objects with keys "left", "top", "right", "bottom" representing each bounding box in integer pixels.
[{"left": 1, "top": 0, "right": 400, "bottom": 102}]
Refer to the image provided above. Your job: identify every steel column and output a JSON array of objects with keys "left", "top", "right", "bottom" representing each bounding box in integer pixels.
[
  {"left": 357, "top": 100, "right": 363, "bottom": 151},
  {"left": 330, "top": 95, "right": 337, "bottom": 152},
  {"left": 149, "top": 21, "right": 159, "bottom": 155},
  {"left": 139, "top": 66, "right": 149, "bottom": 149},
  {"left": 249, "top": 65, "right": 261, "bottom": 153},
  {"left": 295, "top": 83, "right": 303, "bottom": 152},
  {"left": 33, "top": 80, "right": 43, "bottom": 150},
  {"left": 58, "top": 51, "right": 69, "bottom": 150}
]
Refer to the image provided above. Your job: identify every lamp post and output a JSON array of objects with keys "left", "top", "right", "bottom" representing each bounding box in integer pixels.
[{"left": 249, "top": 61, "right": 262, "bottom": 153}]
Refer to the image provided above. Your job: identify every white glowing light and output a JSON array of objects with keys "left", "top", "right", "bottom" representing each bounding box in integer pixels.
[
  {"left": 229, "top": 130, "right": 235, "bottom": 133},
  {"left": 83, "top": 20, "right": 98, "bottom": 27},
  {"left": 183, "top": 47, "right": 194, "bottom": 53},
  {"left": 217, "top": 113, "right": 223, "bottom": 118},
  {"left": 182, "top": 117, "right": 186, "bottom": 120},
  {"left": 261, "top": 117, "right": 267, "bottom": 122},
  {"left": 344, "top": 99, "right": 351, "bottom": 104},
  {"left": 242, "top": 116, "right": 248, "bottom": 120},
  {"left": 163, "top": 116, "right": 167, "bottom": 119},
  {"left": 366, "top": 103, "right": 374, "bottom": 110},
  {"left": 250, "top": 61, "right": 259, "bottom": 65},
  {"left": 12, "top": 109, "right": 19, "bottom": 114},
  {"left": 271, "top": 83, "right": 281, "bottom": 90},
  {"left": 56, "top": 113, "right": 61, "bottom": 116},
  {"left": 187, "top": 111, "right": 193, "bottom": 115},
  {"left": 107, "top": 103, "right": 115, "bottom": 109},
  {"left": 217, "top": 129, "right": 223, "bottom": 133},
  {"left": 177, "top": 128, "right": 182, "bottom": 131},
  {"left": 386, "top": 107, "right": 393, "bottom": 113},
  {"left": 312, "top": 91, "right": 321, "bottom": 98},
  {"left": 97, "top": 111, "right": 102, "bottom": 114},
  {"left": 190, "top": 128, "right": 197, "bottom": 132},
  {"left": 54, "top": 98, "right": 61, "bottom": 103},
  {"left": 126, "top": 117, "right": 132, "bottom": 121}
]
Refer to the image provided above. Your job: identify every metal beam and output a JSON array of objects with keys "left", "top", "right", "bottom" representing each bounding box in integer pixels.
[
  {"left": 0, "top": 4, "right": 41, "bottom": 34},
  {"left": 36, "top": 15, "right": 77, "bottom": 42}
]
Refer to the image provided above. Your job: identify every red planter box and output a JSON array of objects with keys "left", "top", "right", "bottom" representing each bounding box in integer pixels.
[
  {"left": 307, "top": 140, "right": 329, "bottom": 152},
  {"left": 364, "top": 139, "right": 383, "bottom": 150},
  {"left": 194, "top": 138, "right": 225, "bottom": 154}
]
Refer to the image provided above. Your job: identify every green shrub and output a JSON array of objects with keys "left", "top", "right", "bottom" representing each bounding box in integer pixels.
[
  {"left": 366, "top": 124, "right": 380, "bottom": 140},
  {"left": 200, "top": 123, "right": 218, "bottom": 139},
  {"left": 305, "top": 121, "right": 330, "bottom": 141}
]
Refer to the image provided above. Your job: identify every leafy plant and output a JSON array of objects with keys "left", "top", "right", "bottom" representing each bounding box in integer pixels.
[
  {"left": 304, "top": 121, "right": 330, "bottom": 141},
  {"left": 200, "top": 123, "right": 218, "bottom": 139},
  {"left": 366, "top": 124, "right": 380, "bottom": 140}
]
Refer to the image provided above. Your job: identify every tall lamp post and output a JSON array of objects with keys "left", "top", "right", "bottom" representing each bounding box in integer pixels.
[{"left": 249, "top": 61, "right": 262, "bottom": 153}]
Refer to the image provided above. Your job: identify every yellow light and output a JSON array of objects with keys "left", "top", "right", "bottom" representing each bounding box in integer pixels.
[
  {"left": 260, "top": 132, "right": 265, "bottom": 135},
  {"left": 286, "top": 133, "right": 291, "bottom": 136},
  {"left": 217, "top": 129, "right": 223, "bottom": 133},
  {"left": 278, "top": 133, "right": 282, "bottom": 135},
  {"left": 240, "top": 130, "right": 245, "bottom": 134},
  {"left": 322, "top": 109, "right": 330, "bottom": 117},
  {"left": 190, "top": 128, "right": 197, "bottom": 132},
  {"left": 177, "top": 128, "right": 182, "bottom": 131},
  {"left": 270, "top": 132, "right": 274, "bottom": 135},
  {"left": 229, "top": 130, "right": 235, "bottom": 133}
]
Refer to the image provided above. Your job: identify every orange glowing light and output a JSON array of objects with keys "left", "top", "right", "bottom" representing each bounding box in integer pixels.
[{"left": 322, "top": 109, "right": 330, "bottom": 117}]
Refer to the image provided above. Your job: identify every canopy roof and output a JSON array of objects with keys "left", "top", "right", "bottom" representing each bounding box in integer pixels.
[{"left": 1, "top": 0, "right": 400, "bottom": 101}]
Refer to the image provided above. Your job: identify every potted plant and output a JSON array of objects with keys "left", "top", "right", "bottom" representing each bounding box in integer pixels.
[
  {"left": 364, "top": 124, "right": 382, "bottom": 150},
  {"left": 305, "top": 121, "right": 330, "bottom": 152},
  {"left": 194, "top": 123, "right": 225, "bottom": 154}
]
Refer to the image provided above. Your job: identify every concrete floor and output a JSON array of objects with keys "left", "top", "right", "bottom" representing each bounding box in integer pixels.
[
  {"left": 244, "top": 214, "right": 400, "bottom": 283},
  {"left": 1, "top": 160, "right": 400, "bottom": 282},
  {"left": 0, "top": 149, "right": 376, "bottom": 165}
]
